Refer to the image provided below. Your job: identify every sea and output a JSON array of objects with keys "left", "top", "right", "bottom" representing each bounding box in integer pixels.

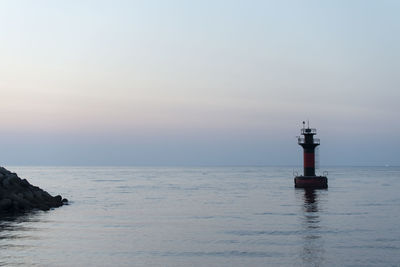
[{"left": 0, "top": 166, "right": 399, "bottom": 266}]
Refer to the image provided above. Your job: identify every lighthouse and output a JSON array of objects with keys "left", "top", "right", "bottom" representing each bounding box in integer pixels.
[{"left": 294, "top": 122, "right": 328, "bottom": 188}]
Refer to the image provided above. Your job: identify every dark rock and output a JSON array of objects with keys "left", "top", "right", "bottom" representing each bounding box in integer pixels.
[
  {"left": 0, "top": 167, "right": 11, "bottom": 175},
  {"left": 0, "top": 167, "right": 68, "bottom": 214},
  {"left": 0, "top": 198, "right": 13, "bottom": 210},
  {"left": 2, "top": 178, "right": 10, "bottom": 188},
  {"left": 23, "top": 191, "right": 34, "bottom": 200},
  {"left": 20, "top": 179, "right": 30, "bottom": 187}
]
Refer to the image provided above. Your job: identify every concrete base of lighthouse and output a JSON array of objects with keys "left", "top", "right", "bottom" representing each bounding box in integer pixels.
[{"left": 294, "top": 176, "right": 328, "bottom": 189}]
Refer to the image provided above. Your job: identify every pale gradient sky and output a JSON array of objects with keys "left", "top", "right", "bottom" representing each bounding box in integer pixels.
[{"left": 0, "top": 0, "right": 399, "bottom": 166}]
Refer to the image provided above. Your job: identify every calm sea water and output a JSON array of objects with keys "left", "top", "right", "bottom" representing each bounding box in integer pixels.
[{"left": 0, "top": 166, "right": 399, "bottom": 266}]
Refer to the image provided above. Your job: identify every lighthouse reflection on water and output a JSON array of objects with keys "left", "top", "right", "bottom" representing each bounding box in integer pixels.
[{"left": 296, "top": 188, "right": 327, "bottom": 266}]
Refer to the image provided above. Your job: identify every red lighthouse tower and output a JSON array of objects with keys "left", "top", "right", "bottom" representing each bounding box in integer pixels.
[{"left": 294, "top": 122, "right": 328, "bottom": 188}]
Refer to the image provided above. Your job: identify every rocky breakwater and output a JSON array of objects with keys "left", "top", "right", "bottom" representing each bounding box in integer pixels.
[{"left": 0, "top": 167, "right": 68, "bottom": 214}]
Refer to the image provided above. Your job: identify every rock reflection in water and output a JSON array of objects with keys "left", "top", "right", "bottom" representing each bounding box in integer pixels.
[
  {"left": 297, "top": 188, "right": 326, "bottom": 266},
  {"left": 0, "top": 212, "right": 42, "bottom": 265}
]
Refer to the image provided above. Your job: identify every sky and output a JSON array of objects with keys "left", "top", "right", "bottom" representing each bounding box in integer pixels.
[{"left": 0, "top": 0, "right": 399, "bottom": 166}]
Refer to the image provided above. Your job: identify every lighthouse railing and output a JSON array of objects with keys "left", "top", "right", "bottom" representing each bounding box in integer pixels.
[
  {"left": 298, "top": 138, "right": 320, "bottom": 145},
  {"left": 301, "top": 128, "right": 317, "bottom": 135}
]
